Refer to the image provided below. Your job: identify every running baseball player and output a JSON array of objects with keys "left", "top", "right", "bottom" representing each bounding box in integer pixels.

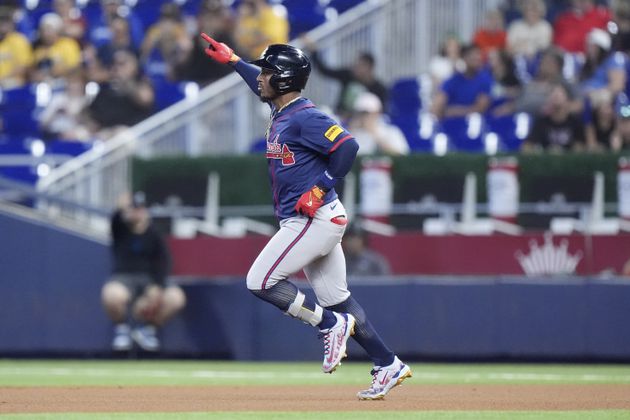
[{"left": 200, "top": 33, "right": 411, "bottom": 400}]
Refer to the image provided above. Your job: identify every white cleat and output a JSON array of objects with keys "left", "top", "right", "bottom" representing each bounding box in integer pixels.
[
  {"left": 320, "top": 312, "right": 355, "bottom": 373},
  {"left": 357, "top": 356, "right": 412, "bottom": 400}
]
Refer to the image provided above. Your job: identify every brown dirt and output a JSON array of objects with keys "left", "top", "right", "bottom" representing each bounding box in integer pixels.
[{"left": 2, "top": 384, "right": 630, "bottom": 413}]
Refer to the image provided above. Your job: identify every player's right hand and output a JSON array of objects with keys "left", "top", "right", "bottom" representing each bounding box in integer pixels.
[{"left": 200, "top": 32, "right": 239, "bottom": 64}]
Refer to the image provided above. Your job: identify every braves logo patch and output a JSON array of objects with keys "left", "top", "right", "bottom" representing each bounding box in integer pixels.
[
  {"left": 324, "top": 125, "right": 343, "bottom": 142},
  {"left": 266, "top": 135, "right": 295, "bottom": 166}
]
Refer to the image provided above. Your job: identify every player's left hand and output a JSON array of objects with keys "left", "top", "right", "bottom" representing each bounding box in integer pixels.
[{"left": 295, "top": 185, "right": 326, "bottom": 218}]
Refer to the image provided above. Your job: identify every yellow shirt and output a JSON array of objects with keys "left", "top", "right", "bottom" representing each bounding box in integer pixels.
[
  {"left": 34, "top": 36, "right": 81, "bottom": 76},
  {"left": 0, "top": 32, "right": 34, "bottom": 87},
  {"left": 236, "top": 5, "right": 289, "bottom": 59}
]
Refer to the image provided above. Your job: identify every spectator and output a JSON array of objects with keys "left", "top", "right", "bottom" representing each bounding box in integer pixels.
[
  {"left": 488, "top": 48, "right": 522, "bottom": 117},
  {"left": 428, "top": 33, "right": 464, "bottom": 99},
  {"left": 52, "top": 0, "right": 87, "bottom": 44},
  {"left": 86, "top": 49, "right": 154, "bottom": 140},
  {"left": 234, "top": 0, "right": 289, "bottom": 60},
  {"left": 506, "top": 0, "right": 553, "bottom": 59},
  {"left": 611, "top": 0, "right": 630, "bottom": 54},
  {"left": 304, "top": 38, "right": 388, "bottom": 119},
  {"left": 101, "top": 192, "right": 186, "bottom": 352},
  {"left": 522, "top": 83, "right": 586, "bottom": 153},
  {"left": 0, "top": 6, "right": 33, "bottom": 89},
  {"left": 584, "top": 89, "right": 616, "bottom": 151},
  {"left": 347, "top": 92, "right": 409, "bottom": 156},
  {"left": 515, "top": 47, "right": 583, "bottom": 116},
  {"left": 430, "top": 43, "right": 492, "bottom": 119},
  {"left": 140, "top": 2, "right": 191, "bottom": 81},
  {"left": 553, "top": 0, "right": 611, "bottom": 54},
  {"left": 85, "top": 15, "right": 138, "bottom": 83},
  {"left": 174, "top": 0, "right": 237, "bottom": 86},
  {"left": 611, "top": 98, "right": 630, "bottom": 151},
  {"left": 342, "top": 224, "right": 391, "bottom": 277},
  {"left": 472, "top": 9, "right": 507, "bottom": 61},
  {"left": 38, "top": 68, "right": 92, "bottom": 142},
  {"left": 31, "top": 12, "right": 82, "bottom": 84},
  {"left": 580, "top": 28, "right": 627, "bottom": 103}
]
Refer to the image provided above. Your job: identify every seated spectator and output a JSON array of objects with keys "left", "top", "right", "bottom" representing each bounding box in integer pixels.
[
  {"left": 38, "top": 68, "right": 92, "bottom": 141},
  {"left": 553, "top": 0, "right": 611, "bottom": 54},
  {"left": 85, "top": 15, "right": 139, "bottom": 83},
  {"left": 472, "top": 9, "right": 507, "bottom": 61},
  {"left": 580, "top": 28, "right": 627, "bottom": 103},
  {"left": 347, "top": 92, "right": 410, "bottom": 156},
  {"left": 428, "top": 33, "right": 464, "bottom": 100},
  {"left": 0, "top": 6, "right": 33, "bottom": 89},
  {"left": 342, "top": 223, "right": 391, "bottom": 277},
  {"left": 53, "top": 0, "right": 87, "bottom": 44},
  {"left": 515, "top": 47, "right": 583, "bottom": 116},
  {"left": 174, "top": 1, "right": 238, "bottom": 86},
  {"left": 101, "top": 192, "right": 186, "bottom": 352},
  {"left": 86, "top": 49, "right": 154, "bottom": 140},
  {"left": 585, "top": 89, "right": 617, "bottom": 151},
  {"left": 488, "top": 49, "right": 522, "bottom": 117},
  {"left": 140, "top": 2, "right": 191, "bottom": 81},
  {"left": 522, "top": 83, "right": 586, "bottom": 153},
  {"left": 611, "top": 0, "right": 630, "bottom": 54},
  {"left": 506, "top": 0, "right": 552, "bottom": 59},
  {"left": 32, "top": 13, "right": 82, "bottom": 84},
  {"left": 430, "top": 43, "right": 492, "bottom": 119},
  {"left": 304, "top": 37, "right": 388, "bottom": 119},
  {"left": 234, "top": 0, "right": 289, "bottom": 60},
  {"left": 611, "top": 97, "right": 630, "bottom": 151}
]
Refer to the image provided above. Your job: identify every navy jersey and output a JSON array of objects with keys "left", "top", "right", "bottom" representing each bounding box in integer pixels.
[{"left": 265, "top": 97, "right": 353, "bottom": 220}]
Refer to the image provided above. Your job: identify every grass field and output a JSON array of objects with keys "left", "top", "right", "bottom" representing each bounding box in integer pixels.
[{"left": 1, "top": 359, "right": 630, "bottom": 419}]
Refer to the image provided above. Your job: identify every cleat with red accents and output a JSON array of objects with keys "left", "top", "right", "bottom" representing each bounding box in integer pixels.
[
  {"left": 320, "top": 312, "right": 355, "bottom": 373},
  {"left": 357, "top": 356, "right": 412, "bottom": 400}
]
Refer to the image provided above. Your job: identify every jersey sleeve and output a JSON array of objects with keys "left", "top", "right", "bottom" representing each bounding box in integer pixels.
[{"left": 299, "top": 112, "right": 354, "bottom": 155}]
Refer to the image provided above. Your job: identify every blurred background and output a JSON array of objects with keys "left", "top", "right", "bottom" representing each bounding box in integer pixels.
[{"left": 1, "top": 0, "right": 630, "bottom": 362}]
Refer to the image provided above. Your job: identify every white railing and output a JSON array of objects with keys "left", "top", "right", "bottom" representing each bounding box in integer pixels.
[{"left": 36, "top": 0, "right": 498, "bottom": 229}]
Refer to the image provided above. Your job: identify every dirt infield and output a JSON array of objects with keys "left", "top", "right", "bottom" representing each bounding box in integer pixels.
[{"left": 2, "top": 384, "right": 630, "bottom": 413}]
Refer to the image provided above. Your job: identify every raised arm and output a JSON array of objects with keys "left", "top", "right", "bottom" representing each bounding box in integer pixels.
[{"left": 200, "top": 32, "right": 260, "bottom": 96}]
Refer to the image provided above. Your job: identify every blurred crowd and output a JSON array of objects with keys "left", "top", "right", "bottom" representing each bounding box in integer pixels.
[{"left": 1, "top": 0, "right": 630, "bottom": 155}]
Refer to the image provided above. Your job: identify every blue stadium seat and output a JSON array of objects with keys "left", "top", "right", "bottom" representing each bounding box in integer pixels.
[
  {"left": 282, "top": 0, "right": 327, "bottom": 39},
  {"left": 151, "top": 78, "right": 187, "bottom": 111},
  {"left": 327, "top": 0, "right": 364, "bottom": 14},
  {"left": 485, "top": 113, "right": 530, "bottom": 152},
  {"left": 387, "top": 77, "right": 433, "bottom": 152},
  {"left": 437, "top": 115, "right": 486, "bottom": 153}
]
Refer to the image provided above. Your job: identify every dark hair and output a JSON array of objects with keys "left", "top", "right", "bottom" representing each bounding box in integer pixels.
[
  {"left": 460, "top": 43, "right": 480, "bottom": 57},
  {"left": 357, "top": 52, "right": 375, "bottom": 67}
]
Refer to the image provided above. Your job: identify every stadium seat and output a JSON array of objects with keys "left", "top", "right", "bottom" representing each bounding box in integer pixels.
[
  {"left": 282, "top": 0, "right": 327, "bottom": 39},
  {"left": 485, "top": 113, "right": 530, "bottom": 153},
  {"left": 327, "top": 0, "right": 364, "bottom": 14},
  {"left": 151, "top": 78, "right": 187, "bottom": 111},
  {"left": 387, "top": 77, "right": 434, "bottom": 152},
  {"left": 437, "top": 114, "right": 485, "bottom": 153}
]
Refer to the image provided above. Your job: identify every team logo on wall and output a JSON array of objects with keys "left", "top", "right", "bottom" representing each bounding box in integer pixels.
[
  {"left": 514, "top": 233, "right": 583, "bottom": 275},
  {"left": 266, "top": 135, "right": 295, "bottom": 166}
]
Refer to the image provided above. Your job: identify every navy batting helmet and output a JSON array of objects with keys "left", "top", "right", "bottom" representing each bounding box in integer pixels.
[{"left": 249, "top": 44, "right": 311, "bottom": 94}]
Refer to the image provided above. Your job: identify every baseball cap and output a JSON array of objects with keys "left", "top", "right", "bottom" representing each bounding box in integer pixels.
[
  {"left": 587, "top": 28, "right": 611, "bottom": 51},
  {"left": 353, "top": 92, "right": 382, "bottom": 113}
]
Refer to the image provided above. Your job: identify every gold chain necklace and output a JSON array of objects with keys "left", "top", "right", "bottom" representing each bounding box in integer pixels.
[{"left": 266, "top": 96, "right": 303, "bottom": 141}]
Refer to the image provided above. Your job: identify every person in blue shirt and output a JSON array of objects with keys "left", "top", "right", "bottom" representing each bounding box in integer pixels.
[
  {"left": 200, "top": 32, "right": 411, "bottom": 400},
  {"left": 431, "top": 43, "right": 493, "bottom": 119}
]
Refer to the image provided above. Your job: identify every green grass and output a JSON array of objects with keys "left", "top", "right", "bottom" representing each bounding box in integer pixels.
[
  {"left": 2, "top": 360, "right": 630, "bottom": 419},
  {"left": 1, "top": 360, "right": 630, "bottom": 387}
]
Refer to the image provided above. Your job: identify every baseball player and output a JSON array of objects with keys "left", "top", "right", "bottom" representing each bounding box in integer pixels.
[{"left": 200, "top": 33, "right": 411, "bottom": 400}]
